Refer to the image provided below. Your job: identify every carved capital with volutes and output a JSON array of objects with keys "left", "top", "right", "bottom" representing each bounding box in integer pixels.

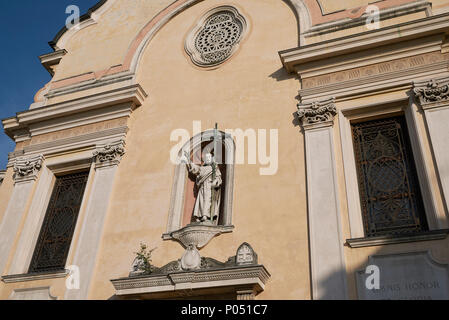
[
  {"left": 413, "top": 77, "right": 449, "bottom": 109},
  {"left": 93, "top": 141, "right": 125, "bottom": 169},
  {"left": 297, "top": 97, "right": 337, "bottom": 130},
  {"left": 13, "top": 154, "right": 44, "bottom": 183}
]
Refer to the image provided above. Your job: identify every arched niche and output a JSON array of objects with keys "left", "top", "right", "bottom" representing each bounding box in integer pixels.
[{"left": 164, "top": 130, "right": 235, "bottom": 245}]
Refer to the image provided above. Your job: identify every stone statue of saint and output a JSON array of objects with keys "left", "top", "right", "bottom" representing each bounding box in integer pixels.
[{"left": 180, "top": 152, "right": 222, "bottom": 224}]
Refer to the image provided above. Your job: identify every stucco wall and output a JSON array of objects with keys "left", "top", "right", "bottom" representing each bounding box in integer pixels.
[
  {"left": 1, "top": 0, "right": 449, "bottom": 300},
  {"left": 87, "top": 0, "right": 309, "bottom": 300}
]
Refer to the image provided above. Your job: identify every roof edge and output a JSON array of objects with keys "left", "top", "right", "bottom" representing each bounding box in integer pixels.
[{"left": 48, "top": 0, "right": 108, "bottom": 50}]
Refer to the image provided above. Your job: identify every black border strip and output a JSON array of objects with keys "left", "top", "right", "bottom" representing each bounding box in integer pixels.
[{"left": 48, "top": 0, "right": 108, "bottom": 50}]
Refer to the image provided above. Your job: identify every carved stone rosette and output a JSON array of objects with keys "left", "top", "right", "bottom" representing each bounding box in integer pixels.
[
  {"left": 185, "top": 6, "right": 248, "bottom": 68},
  {"left": 93, "top": 141, "right": 125, "bottom": 168},
  {"left": 13, "top": 155, "right": 44, "bottom": 183},
  {"left": 413, "top": 77, "right": 449, "bottom": 109},
  {"left": 297, "top": 97, "right": 337, "bottom": 129}
]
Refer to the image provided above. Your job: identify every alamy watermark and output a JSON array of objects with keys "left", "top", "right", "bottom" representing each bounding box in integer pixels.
[
  {"left": 365, "top": 265, "right": 380, "bottom": 290},
  {"left": 170, "top": 121, "right": 278, "bottom": 176},
  {"left": 365, "top": 5, "right": 380, "bottom": 30},
  {"left": 65, "top": 5, "right": 80, "bottom": 31}
]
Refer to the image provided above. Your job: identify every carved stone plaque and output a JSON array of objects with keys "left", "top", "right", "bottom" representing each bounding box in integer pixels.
[
  {"left": 356, "top": 252, "right": 449, "bottom": 300},
  {"left": 236, "top": 243, "right": 257, "bottom": 266}
]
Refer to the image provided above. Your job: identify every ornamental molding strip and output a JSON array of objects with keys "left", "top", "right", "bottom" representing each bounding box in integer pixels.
[
  {"left": 280, "top": 12, "right": 449, "bottom": 74},
  {"left": 93, "top": 141, "right": 125, "bottom": 168},
  {"left": 304, "top": 0, "right": 432, "bottom": 38},
  {"left": 297, "top": 97, "right": 337, "bottom": 129},
  {"left": 185, "top": 5, "right": 248, "bottom": 68},
  {"left": 13, "top": 155, "right": 44, "bottom": 183},
  {"left": 2, "top": 84, "right": 147, "bottom": 143},
  {"left": 413, "top": 77, "right": 449, "bottom": 109},
  {"left": 1, "top": 270, "right": 69, "bottom": 284},
  {"left": 113, "top": 243, "right": 270, "bottom": 300}
]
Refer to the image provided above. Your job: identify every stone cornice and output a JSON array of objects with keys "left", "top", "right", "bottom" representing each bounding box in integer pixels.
[
  {"left": 279, "top": 12, "right": 449, "bottom": 73},
  {"left": 304, "top": 0, "right": 431, "bottom": 38},
  {"left": 413, "top": 76, "right": 449, "bottom": 109},
  {"left": 1, "top": 270, "right": 69, "bottom": 283},
  {"left": 297, "top": 98, "right": 337, "bottom": 129},
  {"left": 347, "top": 229, "right": 449, "bottom": 248},
  {"left": 111, "top": 265, "right": 270, "bottom": 298},
  {"left": 12, "top": 154, "right": 44, "bottom": 184},
  {"left": 39, "top": 49, "right": 67, "bottom": 76},
  {"left": 94, "top": 140, "right": 125, "bottom": 168},
  {"left": 2, "top": 84, "right": 147, "bottom": 142}
]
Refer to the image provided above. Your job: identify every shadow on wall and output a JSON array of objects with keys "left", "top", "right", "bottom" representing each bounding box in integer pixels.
[{"left": 318, "top": 216, "right": 449, "bottom": 300}]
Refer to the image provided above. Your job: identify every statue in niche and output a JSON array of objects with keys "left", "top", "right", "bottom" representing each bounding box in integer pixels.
[{"left": 180, "top": 151, "right": 222, "bottom": 225}]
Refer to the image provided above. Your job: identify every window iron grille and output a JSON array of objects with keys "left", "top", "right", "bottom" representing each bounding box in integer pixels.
[
  {"left": 351, "top": 116, "right": 428, "bottom": 237},
  {"left": 29, "top": 171, "right": 89, "bottom": 273}
]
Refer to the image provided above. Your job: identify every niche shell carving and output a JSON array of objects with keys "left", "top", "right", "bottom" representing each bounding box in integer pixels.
[{"left": 185, "top": 6, "right": 248, "bottom": 68}]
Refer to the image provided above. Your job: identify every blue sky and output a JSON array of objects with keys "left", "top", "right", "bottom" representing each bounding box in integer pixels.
[{"left": 0, "top": 0, "right": 99, "bottom": 169}]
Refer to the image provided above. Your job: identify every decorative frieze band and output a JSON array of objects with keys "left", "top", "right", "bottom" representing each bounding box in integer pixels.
[
  {"left": 93, "top": 141, "right": 125, "bottom": 168},
  {"left": 413, "top": 77, "right": 449, "bottom": 109},
  {"left": 302, "top": 52, "right": 448, "bottom": 89},
  {"left": 12, "top": 155, "right": 44, "bottom": 183},
  {"left": 297, "top": 98, "right": 337, "bottom": 129}
]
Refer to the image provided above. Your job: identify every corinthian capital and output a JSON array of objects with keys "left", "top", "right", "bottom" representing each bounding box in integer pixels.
[
  {"left": 93, "top": 141, "right": 125, "bottom": 168},
  {"left": 413, "top": 77, "right": 449, "bottom": 109},
  {"left": 297, "top": 98, "right": 337, "bottom": 129},
  {"left": 13, "top": 154, "right": 44, "bottom": 183}
]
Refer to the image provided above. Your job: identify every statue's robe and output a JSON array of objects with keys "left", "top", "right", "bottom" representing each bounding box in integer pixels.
[{"left": 188, "top": 163, "right": 222, "bottom": 221}]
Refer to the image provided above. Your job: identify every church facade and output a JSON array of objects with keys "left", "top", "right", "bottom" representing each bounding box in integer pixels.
[{"left": 1, "top": 0, "right": 449, "bottom": 300}]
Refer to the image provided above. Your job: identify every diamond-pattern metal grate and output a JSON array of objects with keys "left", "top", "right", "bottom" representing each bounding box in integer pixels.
[
  {"left": 352, "top": 116, "right": 428, "bottom": 237},
  {"left": 29, "top": 171, "right": 89, "bottom": 273}
]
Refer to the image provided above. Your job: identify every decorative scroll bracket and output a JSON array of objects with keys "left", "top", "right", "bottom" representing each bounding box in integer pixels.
[
  {"left": 413, "top": 77, "right": 449, "bottom": 110},
  {"left": 93, "top": 140, "right": 126, "bottom": 169},
  {"left": 13, "top": 154, "right": 44, "bottom": 184},
  {"left": 297, "top": 97, "right": 337, "bottom": 130}
]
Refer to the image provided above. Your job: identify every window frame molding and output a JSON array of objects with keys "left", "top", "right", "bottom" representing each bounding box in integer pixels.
[
  {"left": 6, "top": 153, "right": 94, "bottom": 277},
  {"left": 339, "top": 97, "right": 445, "bottom": 239}
]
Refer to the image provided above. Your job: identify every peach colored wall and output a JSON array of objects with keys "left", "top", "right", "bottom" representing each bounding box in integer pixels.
[
  {"left": 53, "top": 0, "right": 175, "bottom": 81},
  {"left": 40, "top": 0, "right": 449, "bottom": 105},
  {"left": 85, "top": 0, "right": 310, "bottom": 300},
  {"left": 2, "top": 0, "right": 449, "bottom": 300}
]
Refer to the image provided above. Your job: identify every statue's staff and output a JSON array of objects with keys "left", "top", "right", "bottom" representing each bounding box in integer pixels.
[{"left": 210, "top": 123, "right": 219, "bottom": 224}]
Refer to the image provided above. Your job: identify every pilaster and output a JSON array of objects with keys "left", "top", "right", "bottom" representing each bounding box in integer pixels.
[{"left": 297, "top": 98, "right": 348, "bottom": 300}]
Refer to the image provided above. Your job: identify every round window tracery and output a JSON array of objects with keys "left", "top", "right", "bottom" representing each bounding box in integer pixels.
[{"left": 185, "top": 6, "right": 248, "bottom": 68}]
